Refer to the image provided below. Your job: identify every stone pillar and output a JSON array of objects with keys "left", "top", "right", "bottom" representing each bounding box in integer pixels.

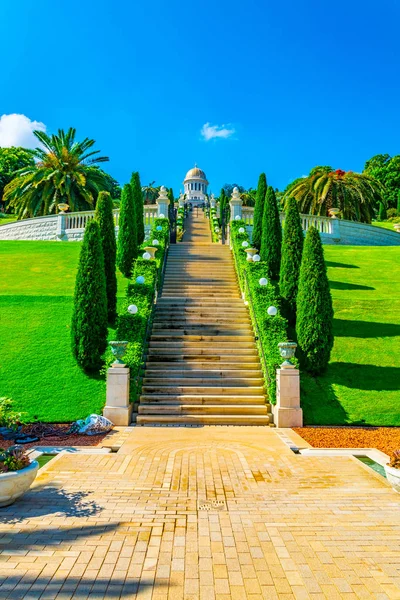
[
  {"left": 178, "top": 193, "right": 185, "bottom": 208},
  {"left": 272, "top": 342, "right": 302, "bottom": 427},
  {"left": 103, "top": 367, "right": 133, "bottom": 426},
  {"left": 330, "top": 217, "right": 341, "bottom": 242},
  {"left": 229, "top": 187, "right": 243, "bottom": 220},
  {"left": 210, "top": 194, "right": 216, "bottom": 209},
  {"left": 56, "top": 213, "right": 66, "bottom": 241},
  {"left": 156, "top": 186, "right": 169, "bottom": 218}
]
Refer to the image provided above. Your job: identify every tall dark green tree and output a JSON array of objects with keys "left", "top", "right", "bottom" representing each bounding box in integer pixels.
[
  {"left": 168, "top": 187, "right": 175, "bottom": 220},
  {"left": 130, "top": 171, "right": 144, "bottom": 245},
  {"left": 379, "top": 201, "right": 387, "bottom": 221},
  {"left": 117, "top": 184, "right": 137, "bottom": 278},
  {"left": 95, "top": 191, "right": 117, "bottom": 323},
  {"left": 219, "top": 189, "right": 226, "bottom": 220},
  {"left": 279, "top": 197, "right": 304, "bottom": 324},
  {"left": 71, "top": 220, "right": 108, "bottom": 373},
  {"left": 260, "top": 186, "right": 282, "bottom": 280},
  {"left": 296, "top": 226, "right": 334, "bottom": 375},
  {"left": 252, "top": 173, "right": 267, "bottom": 249}
]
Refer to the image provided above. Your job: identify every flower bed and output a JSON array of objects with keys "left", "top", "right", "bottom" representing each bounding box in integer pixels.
[
  {"left": 230, "top": 220, "right": 289, "bottom": 403},
  {"left": 294, "top": 426, "right": 400, "bottom": 457}
]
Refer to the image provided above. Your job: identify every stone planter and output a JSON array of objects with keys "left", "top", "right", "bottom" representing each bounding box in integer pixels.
[
  {"left": 144, "top": 246, "right": 157, "bottom": 260},
  {"left": 0, "top": 461, "right": 39, "bottom": 507},
  {"left": 384, "top": 464, "right": 400, "bottom": 493}
]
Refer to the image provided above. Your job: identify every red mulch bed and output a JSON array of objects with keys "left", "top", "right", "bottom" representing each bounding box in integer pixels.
[
  {"left": 0, "top": 423, "right": 109, "bottom": 452},
  {"left": 293, "top": 427, "right": 400, "bottom": 458}
]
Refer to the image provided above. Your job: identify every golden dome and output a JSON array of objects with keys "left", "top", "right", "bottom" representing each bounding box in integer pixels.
[{"left": 184, "top": 166, "right": 207, "bottom": 181}]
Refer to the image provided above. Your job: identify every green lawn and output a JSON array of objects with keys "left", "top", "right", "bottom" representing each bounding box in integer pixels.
[
  {"left": 0, "top": 215, "right": 17, "bottom": 226},
  {"left": 0, "top": 241, "right": 127, "bottom": 422},
  {"left": 301, "top": 246, "right": 400, "bottom": 425},
  {"left": 371, "top": 220, "right": 398, "bottom": 231}
]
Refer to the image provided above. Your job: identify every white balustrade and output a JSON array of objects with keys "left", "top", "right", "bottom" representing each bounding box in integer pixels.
[{"left": 242, "top": 207, "right": 254, "bottom": 225}]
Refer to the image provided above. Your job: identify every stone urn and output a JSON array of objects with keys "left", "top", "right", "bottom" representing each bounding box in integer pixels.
[
  {"left": 0, "top": 461, "right": 39, "bottom": 507},
  {"left": 329, "top": 208, "right": 340, "bottom": 219},
  {"left": 245, "top": 248, "right": 258, "bottom": 262},
  {"left": 144, "top": 246, "right": 157, "bottom": 260},
  {"left": 394, "top": 223, "right": 400, "bottom": 233},
  {"left": 109, "top": 341, "right": 129, "bottom": 367},
  {"left": 384, "top": 465, "right": 400, "bottom": 493},
  {"left": 278, "top": 342, "right": 297, "bottom": 368},
  {"left": 57, "top": 203, "right": 69, "bottom": 214}
]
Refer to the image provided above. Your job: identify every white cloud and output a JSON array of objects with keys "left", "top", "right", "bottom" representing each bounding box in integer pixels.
[
  {"left": 0, "top": 114, "right": 46, "bottom": 149},
  {"left": 201, "top": 122, "right": 235, "bottom": 141}
]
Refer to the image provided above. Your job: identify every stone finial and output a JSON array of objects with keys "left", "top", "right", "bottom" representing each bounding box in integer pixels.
[{"left": 231, "top": 187, "right": 241, "bottom": 201}]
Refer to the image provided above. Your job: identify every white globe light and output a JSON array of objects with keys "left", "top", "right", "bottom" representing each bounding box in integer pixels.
[
  {"left": 156, "top": 225, "right": 162, "bottom": 231},
  {"left": 143, "top": 252, "right": 151, "bottom": 260},
  {"left": 238, "top": 227, "right": 245, "bottom": 233},
  {"left": 252, "top": 254, "right": 261, "bottom": 262},
  {"left": 128, "top": 304, "right": 138, "bottom": 314},
  {"left": 136, "top": 276, "right": 145, "bottom": 284},
  {"left": 159, "top": 213, "right": 165, "bottom": 218},
  {"left": 267, "top": 306, "right": 278, "bottom": 316},
  {"left": 235, "top": 215, "right": 241, "bottom": 221},
  {"left": 259, "top": 278, "right": 268, "bottom": 286},
  {"left": 152, "top": 239, "right": 159, "bottom": 246},
  {"left": 215, "top": 228, "right": 220, "bottom": 233},
  {"left": 242, "top": 241, "right": 249, "bottom": 248}
]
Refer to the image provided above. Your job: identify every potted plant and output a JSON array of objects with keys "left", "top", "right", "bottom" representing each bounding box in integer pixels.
[
  {"left": 0, "top": 446, "right": 39, "bottom": 507},
  {"left": 385, "top": 451, "right": 400, "bottom": 493}
]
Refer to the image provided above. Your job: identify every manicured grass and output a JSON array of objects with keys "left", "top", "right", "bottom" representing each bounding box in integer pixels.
[
  {"left": 0, "top": 241, "right": 127, "bottom": 422},
  {"left": 301, "top": 246, "right": 400, "bottom": 425},
  {"left": 371, "top": 220, "right": 399, "bottom": 231},
  {"left": 0, "top": 215, "right": 17, "bottom": 226}
]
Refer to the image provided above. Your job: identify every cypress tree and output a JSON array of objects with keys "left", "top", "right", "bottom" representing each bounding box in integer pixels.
[
  {"left": 219, "top": 189, "right": 226, "bottom": 221},
  {"left": 279, "top": 197, "right": 304, "bottom": 325},
  {"left": 252, "top": 173, "right": 267, "bottom": 249},
  {"left": 397, "top": 190, "right": 400, "bottom": 215},
  {"left": 117, "top": 183, "right": 137, "bottom": 278},
  {"left": 296, "top": 226, "right": 334, "bottom": 375},
  {"left": 168, "top": 187, "right": 174, "bottom": 220},
  {"left": 379, "top": 201, "right": 387, "bottom": 221},
  {"left": 95, "top": 191, "right": 117, "bottom": 324},
  {"left": 130, "top": 171, "right": 144, "bottom": 245},
  {"left": 71, "top": 220, "right": 108, "bottom": 373},
  {"left": 260, "top": 186, "right": 282, "bottom": 280}
]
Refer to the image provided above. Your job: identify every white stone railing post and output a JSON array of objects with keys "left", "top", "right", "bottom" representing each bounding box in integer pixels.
[
  {"left": 103, "top": 366, "right": 132, "bottom": 426},
  {"left": 56, "top": 213, "right": 66, "bottom": 241},
  {"left": 229, "top": 187, "right": 243, "bottom": 220},
  {"left": 178, "top": 193, "right": 185, "bottom": 208},
  {"left": 272, "top": 343, "right": 302, "bottom": 427},
  {"left": 210, "top": 194, "right": 216, "bottom": 209},
  {"left": 156, "top": 186, "right": 169, "bottom": 218}
]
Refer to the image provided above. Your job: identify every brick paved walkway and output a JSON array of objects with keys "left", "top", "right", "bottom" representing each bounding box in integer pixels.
[{"left": 1, "top": 427, "right": 400, "bottom": 599}]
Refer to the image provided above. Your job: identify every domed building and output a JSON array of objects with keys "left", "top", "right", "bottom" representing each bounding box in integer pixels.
[{"left": 183, "top": 165, "right": 209, "bottom": 205}]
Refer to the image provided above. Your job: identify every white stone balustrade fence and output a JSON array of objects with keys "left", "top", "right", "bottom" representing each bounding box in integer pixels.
[{"left": 0, "top": 206, "right": 158, "bottom": 242}]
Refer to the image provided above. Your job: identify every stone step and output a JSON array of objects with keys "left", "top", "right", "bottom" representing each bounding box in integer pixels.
[
  {"left": 143, "top": 376, "right": 263, "bottom": 385},
  {"left": 149, "top": 335, "right": 255, "bottom": 341},
  {"left": 148, "top": 340, "right": 255, "bottom": 348},
  {"left": 147, "top": 347, "right": 258, "bottom": 356},
  {"left": 145, "top": 361, "right": 261, "bottom": 370},
  {"left": 152, "top": 322, "right": 251, "bottom": 330},
  {"left": 143, "top": 369, "right": 263, "bottom": 378},
  {"left": 138, "top": 404, "right": 269, "bottom": 415},
  {"left": 141, "top": 385, "right": 264, "bottom": 395},
  {"left": 135, "top": 414, "right": 271, "bottom": 425},
  {"left": 139, "top": 394, "right": 267, "bottom": 405},
  {"left": 146, "top": 354, "right": 258, "bottom": 363}
]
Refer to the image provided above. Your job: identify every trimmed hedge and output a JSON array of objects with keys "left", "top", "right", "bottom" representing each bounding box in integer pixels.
[
  {"left": 230, "top": 220, "right": 288, "bottom": 403},
  {"left": 114, "top": 217, "right": 169, "bottom": 400},
  {"left": 209, "top": 207, "right": 220, "bottom": 242}
]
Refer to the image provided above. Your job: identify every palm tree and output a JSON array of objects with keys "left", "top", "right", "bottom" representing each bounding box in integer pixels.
[
  {"left": 142, "top": 181, "right": 159, "bottom": 204},
  {"left": 285, "top": 168, "right": 384, "bottom": 223},
  {"left": 240, "top": 188, "right": 256, "bottom": 206},
  {"left": 3, "top": 128, "right": 110, "bottom": 218}
]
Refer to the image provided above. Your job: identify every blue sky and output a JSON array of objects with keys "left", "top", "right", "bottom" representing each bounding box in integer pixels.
[{"left": 1, "top": 0, "right": 400, "bottom": 195}]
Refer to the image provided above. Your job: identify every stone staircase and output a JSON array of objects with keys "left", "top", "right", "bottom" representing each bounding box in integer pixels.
[{"left": 136, "top": 212, "right": 271, "bottom": 425}]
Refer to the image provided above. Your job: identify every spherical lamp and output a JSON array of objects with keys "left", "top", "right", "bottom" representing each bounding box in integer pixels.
[
  {"left": 128, "top": 304, "right": 138, "bottom": 314},
  {"left": 159, "top": 213, "right": 165, "bottom": 219},
  {"left": 152, "top": 239, "right": 159, "bottom": 246},
  {"left": 235, "top": 215, "right": 241, "bottom": 221},
  {"left": 267, "top": 306, "right": 278, "bottom": 316},
  {"left": 156, "top": 225, "right": 162, "bottom": 231},
  {"left": 143, "top": 252, "right": 151, "bottom": 260},
  {"left": 259, "top": 278, "right": 268, "bottom": 286},
  {"left": 136, "top": 276, "right": 145, "bottom": 284},
  {"left": 242, "top": 241, "right": 249, "bottom": 248},
  {"left": 252, "top": 254, "right": 261, "bottom": 262},
  {"left": 238, "top": 227, "right": 245, "bottom": 233}
]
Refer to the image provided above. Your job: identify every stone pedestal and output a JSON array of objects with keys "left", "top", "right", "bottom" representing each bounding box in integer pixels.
[
  {"left": 56, "top": 213, "right": 66, "bottom": 241},
  {"left": 103, "top": 366, "right": 133, "bottom": 426},
  {"left": 229, "top": 187, "right": 243, "bottom": 221},
  {"left": 210, "top": 195, "right": 216, "bottom": 209},
  {"left": 273, "top": 368, "right": 302, "bottom": 427},
  {"left": 156, "top": 186, "right": 169, "bottom": 218},
  {"left": 178, "top": 194, "right": 185, "bottom": 208}
]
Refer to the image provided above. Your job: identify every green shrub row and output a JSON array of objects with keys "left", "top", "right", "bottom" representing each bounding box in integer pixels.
[
  {"left": 115, "top": 217, "right": 169, "bottom": 400},
  {"left": 230, "top": 220, "right": 289, "bottom": 403},
  {"left": 209, "top": 207, "right": 220, "bottom": 242}
]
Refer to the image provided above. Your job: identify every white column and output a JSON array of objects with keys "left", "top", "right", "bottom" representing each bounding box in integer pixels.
[
  {"left": 229, "top": 187, "right": 243, "bottom": 220},
  {"left": 272, "top": 344, "right": 302, "bottom": 427},
  {"left": 156, "top": 185, "right": 169, "bottom": 218},
  {"left": 179, "top": 193, "right": 185, "bottom": 208},
  {"left": 56, "top": 213, "right": 66, "bottom": 241},
  {"left": 103, "top": 367, "right": 133, "bottom": 426}
]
